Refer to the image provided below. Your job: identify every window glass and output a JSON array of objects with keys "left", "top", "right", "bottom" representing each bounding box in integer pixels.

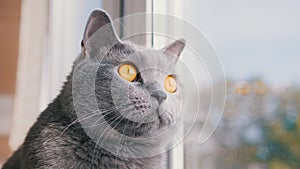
[{"left": 182, "top": 1, "right": 300, "bottom": 169}]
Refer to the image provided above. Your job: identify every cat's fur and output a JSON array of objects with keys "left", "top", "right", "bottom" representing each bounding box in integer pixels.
[{"left": 3, "top": 9, "right": 185, "bottom": 169}]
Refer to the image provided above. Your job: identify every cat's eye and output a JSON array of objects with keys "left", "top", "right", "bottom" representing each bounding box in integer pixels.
[
  {"left": 118, "top": 64, "right": 137, "bottom": 82},
  {"left": 164, "top": 75, "right": 177, "bottom": 93}
]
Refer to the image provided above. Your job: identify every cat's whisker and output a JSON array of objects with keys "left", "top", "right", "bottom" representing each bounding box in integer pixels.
[
  {"left": 97, "top": 102, "right": 132, "bottom": 113},
  {"left": 94, "top": 111, "right": 133, "bottom": 163},
  {"left": 85, "top": 111, "right": 120, "bottom": 130},
  {"left": 100, "top": 104, "right": 133, "bottom": 116},
  {"left": 99, "top": 122, "right": 125, "bottom": 161},
  {"left": 59, "top": 111, "right": 102, "bottom": 137},
  {"left": 115, "top": 113, "right": 131, "bottom": 162},
  {"left": 84, "top": 101, "right": 133, "bottom": 130},
  {"left": 92, "top": 105, "right": 135, "bottom": 161},
  {"left": 59, "top": 108, "right": 118, "bottom": 136},
  {"left": 90, "top": 113, "right": 125, "bottom": 166}
]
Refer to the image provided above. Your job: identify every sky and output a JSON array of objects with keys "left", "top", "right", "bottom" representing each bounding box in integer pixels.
[{"left": 183, "top": 0, "right": 300, "bottom": 86}]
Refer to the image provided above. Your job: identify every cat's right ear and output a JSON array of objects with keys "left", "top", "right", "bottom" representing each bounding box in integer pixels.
[
  {"left": 162, "top": 38, "right": 185, "bottom": 63},
  {"left": 81, "top": 9, "right": 119, "bottom": 56}
]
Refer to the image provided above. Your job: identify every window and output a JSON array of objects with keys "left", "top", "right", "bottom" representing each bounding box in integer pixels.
[
  {"left": 181, "top": 1, "right": 300, "bottom": 169},
  {"left": 8, "top": 1, "right": 299, "bottom": 169}
]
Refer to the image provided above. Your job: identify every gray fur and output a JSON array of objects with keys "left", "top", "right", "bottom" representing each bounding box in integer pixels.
[{"left": 2, "top": 9, "right": 185, "bottom": 169}]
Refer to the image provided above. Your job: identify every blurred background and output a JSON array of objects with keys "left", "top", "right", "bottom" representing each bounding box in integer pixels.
[{"left": 1, "top": 0, "right": 300, "bottom": 169}]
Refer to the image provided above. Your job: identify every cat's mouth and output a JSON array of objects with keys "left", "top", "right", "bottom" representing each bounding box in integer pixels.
[{"left": 137, "top": 97, "right": 173, "bottom": 126}]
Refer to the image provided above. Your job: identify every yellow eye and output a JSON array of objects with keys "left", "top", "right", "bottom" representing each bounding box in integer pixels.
[
  {"left": 118, "top": 64, "right": 137, "bottom": 82},
  {"left": 164, "top": 75, "right": 177, "bottom": 93}
]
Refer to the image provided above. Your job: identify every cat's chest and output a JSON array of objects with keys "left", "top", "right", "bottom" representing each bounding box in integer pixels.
[{"left": 71, "top": 140, "right": 165, "bottom": 169}]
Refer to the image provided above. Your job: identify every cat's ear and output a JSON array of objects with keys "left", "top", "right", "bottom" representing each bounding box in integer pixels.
[
  {"left": 81, "top": 9, "right": 119, "bottom": 53},
  {"left": 162, "top": 39, "right": 186, "bottom": 61}
]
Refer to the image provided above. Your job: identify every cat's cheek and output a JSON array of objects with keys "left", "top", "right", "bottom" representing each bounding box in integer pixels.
[{"left": 164, "top": 96, "right": 181, "bottom": 121}]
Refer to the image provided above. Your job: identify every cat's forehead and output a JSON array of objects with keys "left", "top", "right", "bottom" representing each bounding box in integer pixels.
[{"left": 118, "top": 48, "right": 177, "bottom": 74}]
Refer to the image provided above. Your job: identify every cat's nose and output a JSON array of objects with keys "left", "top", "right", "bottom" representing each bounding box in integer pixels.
[{"left": 151, "top": 89, "right": 167, "bottom": 103}]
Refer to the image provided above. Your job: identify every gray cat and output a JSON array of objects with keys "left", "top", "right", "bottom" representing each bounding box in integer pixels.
[{"left": 3, "top": 9, "right": 185, "bottom": 169}]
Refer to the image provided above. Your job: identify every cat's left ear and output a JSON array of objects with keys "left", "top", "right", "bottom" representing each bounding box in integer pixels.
[
  {"left": 162, "top": 38, "right": 186, "bottom": 62},
  {"left": 81, "top": 9, "right": 119, "bottom": 54}
]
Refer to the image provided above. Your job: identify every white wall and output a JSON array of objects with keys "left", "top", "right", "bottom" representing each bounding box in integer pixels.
[
  {"left": 0, "top": 95, "right": 13, "bottom": 135},
  {"left": 40, "top": 0, "right": 102, "bottom": 111},
  {"left": 9, "top": 0, "right": 102, "bottom": 150}
]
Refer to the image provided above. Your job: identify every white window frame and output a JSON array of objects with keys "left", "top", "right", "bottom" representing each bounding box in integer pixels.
[{"left": 151, "top": 1, "right": 185, "bottom": 169}]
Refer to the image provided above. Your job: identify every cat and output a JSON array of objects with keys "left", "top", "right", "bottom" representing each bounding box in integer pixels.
[{"left": 3, "top": 9, "right": 185, "bottom": 169}]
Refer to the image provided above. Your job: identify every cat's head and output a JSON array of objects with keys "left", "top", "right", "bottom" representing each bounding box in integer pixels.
[{"left": 73, "top": 10, "right": 185, "bottom": 139}]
